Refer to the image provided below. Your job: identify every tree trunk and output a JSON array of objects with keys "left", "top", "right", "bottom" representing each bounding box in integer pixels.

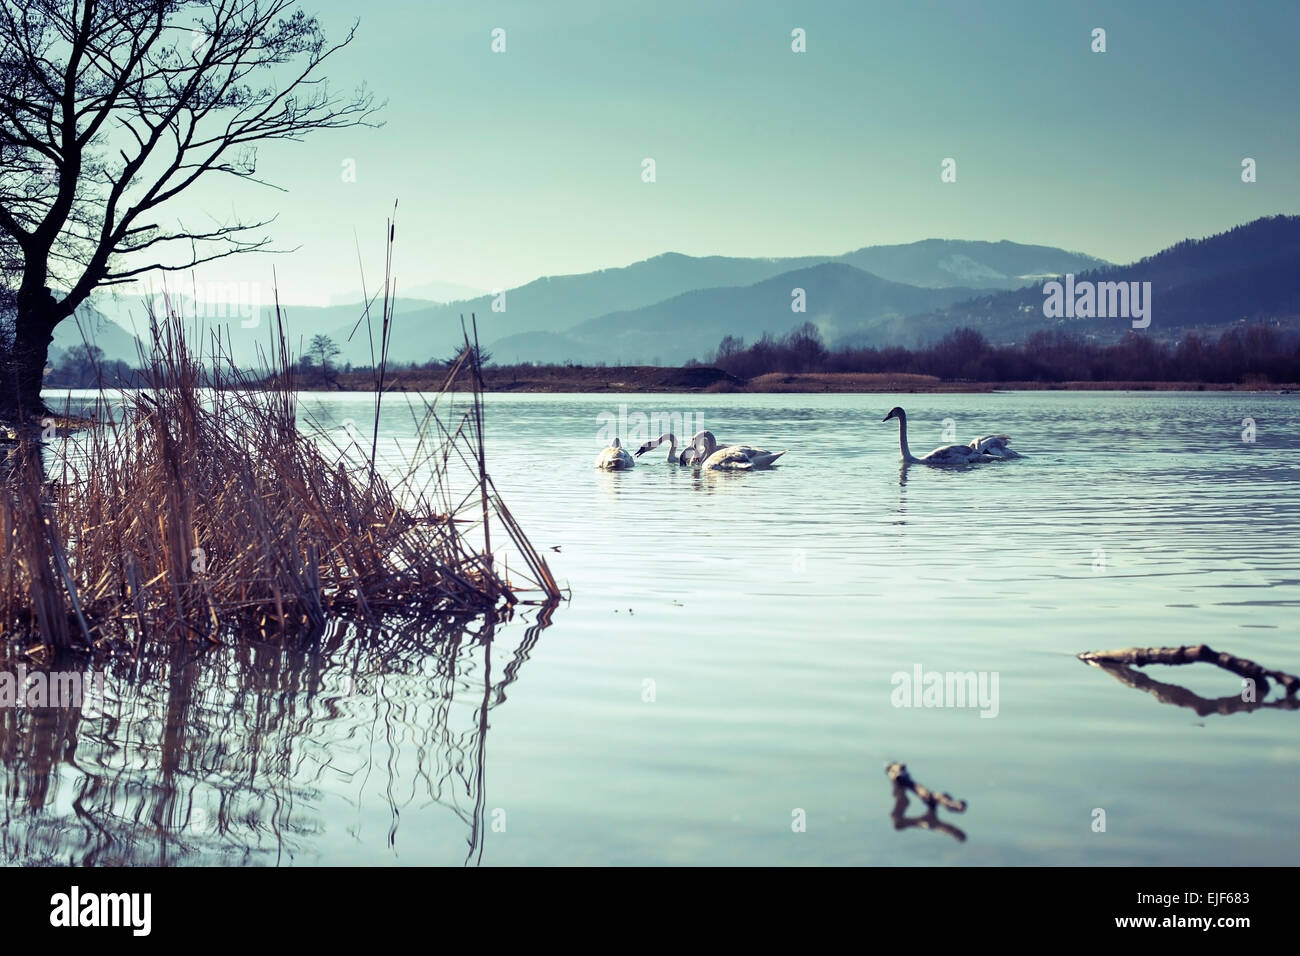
[{"left": 1, "top": 287, "right": 59, "bottom": 420}]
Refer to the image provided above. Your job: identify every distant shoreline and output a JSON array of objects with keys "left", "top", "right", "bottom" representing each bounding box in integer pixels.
[{"left": 323, "top": 368, "right": 1298, "bottom": 395}]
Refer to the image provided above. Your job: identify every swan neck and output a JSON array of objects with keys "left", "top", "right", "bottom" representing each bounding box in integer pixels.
[{"left": 896, "top": 411, "right": 915, "bottom": 462}]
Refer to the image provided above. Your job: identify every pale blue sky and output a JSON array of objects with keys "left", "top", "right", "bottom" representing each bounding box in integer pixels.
[{"left": 145, "top": 0, "right": 1299, "bottom": 304}]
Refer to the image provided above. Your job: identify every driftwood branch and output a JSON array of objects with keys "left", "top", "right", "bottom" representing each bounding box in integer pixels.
[
  {"left": 885, "top": 762, "right": 967, "bottom": 813},
  {"left": 1078, "top": 644, "right": 1300, "bottom": 696}
]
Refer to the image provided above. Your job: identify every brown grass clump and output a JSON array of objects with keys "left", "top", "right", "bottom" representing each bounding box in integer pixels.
[{"left": 0, "top": 306, "right": 559, "bottom": 655}]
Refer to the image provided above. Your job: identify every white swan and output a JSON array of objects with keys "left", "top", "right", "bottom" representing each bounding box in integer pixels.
[
  {"left": 595, "top": 437, "right": 635, "bottom": 470},
  {"left": 883, "top": 406, "right": 1012, "bottom": 465},
  {"left": 634, "top": 432, "right": 700, "bottom": 465},
  {"left": 692, "top": 430, "right": 786, "bottom": 471},
  {"left": 967, "top": 434, "right": 1021, "bottom": 459}
]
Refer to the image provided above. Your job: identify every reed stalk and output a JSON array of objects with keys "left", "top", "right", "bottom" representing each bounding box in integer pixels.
[{"left": 0, "top": 268, "right": 561, "bottom": 653}]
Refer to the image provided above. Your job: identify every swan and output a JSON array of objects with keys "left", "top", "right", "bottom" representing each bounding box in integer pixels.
[
  {"left": 634, "top": 432, "right": 701, "bottom": 465},
  {"left": 638, "top": 430, "right": 733, "bottom": 465},
  {"left": 882, "top": 406, "right": 1007, "bottom": 465},
  {"left": 967, "top": 434, "right": 1021, "bottom": 459},
  {"left": 594, "top": 437, "right": 635, "bottom": 470},
  {"left": 692, "top": 430, "right": 786, "bottom": 471}
]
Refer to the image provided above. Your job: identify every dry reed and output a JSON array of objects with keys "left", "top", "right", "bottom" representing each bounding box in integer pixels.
[{"left": 1, "top": 289, "right": 559, "bottom": 655}]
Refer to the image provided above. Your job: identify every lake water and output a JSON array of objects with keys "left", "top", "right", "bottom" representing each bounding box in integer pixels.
[{"left": 4, "top": 390, "right": 1299, "bottom": 865}]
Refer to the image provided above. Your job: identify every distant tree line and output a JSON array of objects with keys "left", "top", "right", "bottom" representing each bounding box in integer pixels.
[
  {"left": 693, "top": 322, "right": 1300, "bottom": 384},
  {"left": 37, "top": 322, "right": 1300, "bottom": 389},
  {"left": 43, "top": 344, "right": 137, "bottom": 388}
]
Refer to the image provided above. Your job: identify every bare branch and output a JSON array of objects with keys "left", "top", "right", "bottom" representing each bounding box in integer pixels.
[{"left": 0, "top": 0, "right": 381, "bottom": 321}]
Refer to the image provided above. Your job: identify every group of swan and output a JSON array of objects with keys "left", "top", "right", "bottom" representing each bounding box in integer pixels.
[
  {"left": 596, "top": 407, "right": 1020, "bottom": 470},
  {"left": 633, "top": 431, "right": 702, "bottom": 465},
  {"left": 594, "top": 430, "right": 786, "bottom": 471}
]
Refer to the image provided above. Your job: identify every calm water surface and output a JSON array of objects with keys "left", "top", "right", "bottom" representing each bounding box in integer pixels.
[{"left": 5, "top": 390, "right": 1298, "bottom": 865}]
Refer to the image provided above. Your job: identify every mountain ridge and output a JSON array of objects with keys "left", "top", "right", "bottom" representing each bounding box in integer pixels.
[
  {"left": 889, "top": 215, "right": 1300, "bottom": 347},
  {"left": 59, "top": 220, "right": 1298, "bottom": 370}
]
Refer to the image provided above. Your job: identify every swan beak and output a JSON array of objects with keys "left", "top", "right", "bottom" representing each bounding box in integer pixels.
[{"left": 881, "top": 412, "right": 893, "bottom": 422}]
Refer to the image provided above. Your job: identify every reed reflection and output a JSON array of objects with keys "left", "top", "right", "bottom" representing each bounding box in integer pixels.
[{"left": 0, "top": 608, "right": 552, "bottom": 866}]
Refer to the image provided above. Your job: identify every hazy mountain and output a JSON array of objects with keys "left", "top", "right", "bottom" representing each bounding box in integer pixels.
[
  {"left": 492, "top": 264, "right": 982, "bottom": 365},
  {"left": 81, "top": 257, "right": 828, "bottom": 366},
  {"left": 368, "top": 280, "right": 487, "bottom": 304},
  {"left": 331, "top": 240, "right": 1106, "bottom": 365},
  {"left": 32, "top": 222, "right": 1294, "bottom": 372},
  {"left": 73, "top": 238, "right": 1112, "bottom": 367},
  {"left": 486, "top": 331, "right": 609, "bottom": 366},
  {"left": 86, "top": 292, "right": 445, "bottom": 368},
  {"left": 888, "top": 216, "right": 1300, "bottom": 347},
  {"left": 371, "top": 252, "right": 835, "bottom": 356},
  {"left": 840, "top": 239, "right": 1107, "bottom": 289},
  {"left": 50, "top": 302, "right": 143, "bottom": 364}
]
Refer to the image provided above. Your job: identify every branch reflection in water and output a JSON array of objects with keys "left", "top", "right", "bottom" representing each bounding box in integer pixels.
[
  {"left": 885, "top": 762, "right": 968, "bottom": 845},
  {"left": 1088, "top": 661, "right": 1300, "bottom": 718},
  {"left": 889, "top": 783, "right": 968, "bottom": 844},
  {"left": 0, "top": 607, "right": 553, "bottom": 866}
]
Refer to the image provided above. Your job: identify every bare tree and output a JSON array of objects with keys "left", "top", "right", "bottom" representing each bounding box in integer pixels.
[
  {"left": 0, "top": 0, "right": 379, "bottom": 418},
  {"left": 307, "top": 332, "right": 337, "bottom": 384},
  {"left": 56, "top": 340, "right": 103, "bottom": 385}
]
